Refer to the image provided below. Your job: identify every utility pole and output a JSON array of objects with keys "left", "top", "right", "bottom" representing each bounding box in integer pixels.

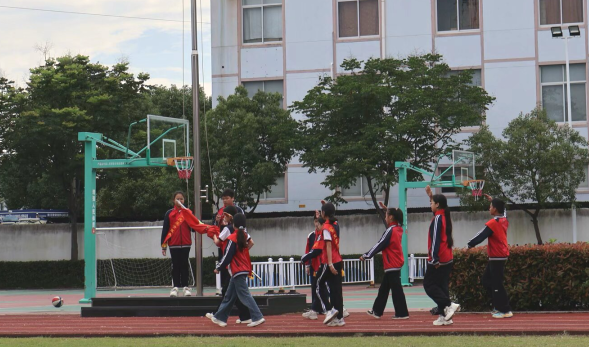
[{"left": 190, "top": 0, "right": 203, "bottom": 296}]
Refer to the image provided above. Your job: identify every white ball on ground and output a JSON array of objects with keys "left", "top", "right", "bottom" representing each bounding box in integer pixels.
[{"left": 52, "top": 296, "right": 64, "bottom": 308}]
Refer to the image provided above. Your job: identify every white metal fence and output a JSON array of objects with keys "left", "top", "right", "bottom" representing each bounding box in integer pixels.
[
  {"left": 216, "top": 257, "right": 375, "bottom": 292},
  {"left": 409, "top": 254, "right": 428, "bottom": 282}
]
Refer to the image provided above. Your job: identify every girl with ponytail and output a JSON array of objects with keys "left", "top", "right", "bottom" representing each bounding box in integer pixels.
[
  {"left": 423, "top": 186, "right": 459, "bottom": 326},
  {"left": 210, "top": 213, "right": 265, "bottom": 328}
]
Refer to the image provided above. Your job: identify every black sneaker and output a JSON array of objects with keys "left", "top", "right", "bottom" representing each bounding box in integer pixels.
[{"left": 430, "top": 307, "right": 439, "bottom": 315}]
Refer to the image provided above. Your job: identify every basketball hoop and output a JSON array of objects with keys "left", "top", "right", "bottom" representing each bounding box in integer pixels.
[
  {"left": 167, "top": 157, "right": 194, "bottom": 180},
  {"left": 463, "top": 180, "right": 485, "bottom": 200}
]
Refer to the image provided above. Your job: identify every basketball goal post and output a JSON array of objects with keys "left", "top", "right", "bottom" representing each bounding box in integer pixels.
[
  {"left": 78, "top": 115, "right": 205, "bottom": 304},
  {"left": 395, "top": 150, "right": 483, "bottom": 286}
]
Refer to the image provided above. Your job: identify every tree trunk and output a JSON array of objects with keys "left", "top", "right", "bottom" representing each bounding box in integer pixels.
[
  {"left": 366, "top": 176, "right": 387, "bottom": 227},
  {"left": 247, "top": 193, "right": 261, "bottom": 217},
  {"left": 531, "top": 210, "right": 543, "bottom": 245}
]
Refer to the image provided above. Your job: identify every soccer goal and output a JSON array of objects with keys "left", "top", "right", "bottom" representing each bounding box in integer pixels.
[{"left": 95, "top": 225, "right": 195, "bottom": 290}]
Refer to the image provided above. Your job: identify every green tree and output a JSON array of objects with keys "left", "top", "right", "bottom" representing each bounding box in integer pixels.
[
  {"left": 292, "top": 54, "right": 494, "bottom": 225},
  {"left": 0, "top": 55, "right": 150, "bottom": 260},
  {"left": 463, "top": 108, "right": 589, "bottom": 244},
  {"left": 204, "top": 86, "right": 298, "bottom": 214}
]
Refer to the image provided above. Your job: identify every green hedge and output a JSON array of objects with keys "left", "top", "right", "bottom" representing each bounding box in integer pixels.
[
  {"left": 451, "top": 243, "right": 589, "bottom": 311},
  {"left": 0, "top": 254, "right": 385, "bottom": 289}
]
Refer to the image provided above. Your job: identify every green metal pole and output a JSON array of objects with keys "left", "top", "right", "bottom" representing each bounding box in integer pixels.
[
  {"left": 79, "top": 137, "right": 97, "bottom": 304},
  {"left": 398, "top": 165, "right": 411, "bottom": 286}
]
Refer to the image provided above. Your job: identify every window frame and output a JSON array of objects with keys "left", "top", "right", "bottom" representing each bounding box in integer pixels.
[
  {"left": 242, "top": 79, "right": 285, "bottom": 108},
  {"left": 436, "top": 0, "right": 481, "bottom": 34},
  {"left": 258, "top": 173, "right": 288, "bottom": 203},
  {"left": 339, "top": 176, "right": 384, "bottom": 199},
  {"left": 242, "top": 0, "right": 283, "bottom": 45},
  {"left": 336, "top": 0, "right": 380, "bottom": 39},
  {"left": 538, "top": 0, "right": 585, "bottom": 27},
  {"left": 540, "top": 63, "right": 587, "bottom": 123}
]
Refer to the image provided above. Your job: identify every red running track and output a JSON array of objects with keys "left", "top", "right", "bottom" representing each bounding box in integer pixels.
[{"left": 1, "top": 312, "right": 589, "bottom": 337}]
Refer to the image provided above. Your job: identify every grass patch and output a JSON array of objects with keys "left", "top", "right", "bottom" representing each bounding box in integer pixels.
[{"left": 1, "top": 336, "right": 589, "bottom": 347}]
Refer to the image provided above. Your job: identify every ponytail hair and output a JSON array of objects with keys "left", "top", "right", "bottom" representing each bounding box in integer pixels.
[
  {"left": 387, "top": 207, "right": 403, "bottom": 225},
  {"left": 321, "top": 202, "right": 338, "bottom": 222},
  {"left": 233, "top": 213, "right": 248, "bottom": 251},
  {"left": 432, "top": 194, "right": 453, "bottom": 248}
]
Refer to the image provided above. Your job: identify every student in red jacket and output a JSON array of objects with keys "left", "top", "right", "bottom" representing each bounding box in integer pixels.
[
  {"left": 300, "top": 213, "right": 326, "bottom": 320},
  {"left": 314, "top": 203, "right": 345, "bottom": 327},
  {"left": 467, "top": 195, "right": 513, "bottom": 319},
  {"left": 161, "top": 191, "right": 219, "bottom": 297},
  {"left": 361, "top": 206, "right": 409, "bottom": 319},
  {"left": 209, "top": 213, "right": 265, "bottom": 328},
  {"left": 424, "top": 186, "right": 459, "bottom": 326}
]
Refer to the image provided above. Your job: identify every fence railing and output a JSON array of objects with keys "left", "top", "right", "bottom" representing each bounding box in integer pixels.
[
  {"left": 216, "top": 257, "right": 375, "bottom": 292},
  {"left": 409, "top": 254, "right": 428, "bottom": 282}
]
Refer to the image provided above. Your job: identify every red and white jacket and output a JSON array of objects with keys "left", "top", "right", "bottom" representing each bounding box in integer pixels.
[
  {"left": 313, "top": 220, "right": 342, "bottom": 265},
  {"left": 468, "top": 211, "right": 509, "bottom": 260},
  {"left": 362, "top": 223, "right": 404, "bottom": 271},
  {"left": 161, "top": 207, "right": 217, "bottom": 248},
  {"left": 427, "top": 210, "right": 453, "bottom": 265},
  {"left": 215, "top": 231, "right": 252, "bottom": 277}
]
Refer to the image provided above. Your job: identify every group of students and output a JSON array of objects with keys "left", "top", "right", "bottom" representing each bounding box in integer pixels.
[
  {"left": 160, "top": 185, "right": 513, "bottom": 328},
  {"left": 160, "top": 189, "right": 265, "bottom": 328}
]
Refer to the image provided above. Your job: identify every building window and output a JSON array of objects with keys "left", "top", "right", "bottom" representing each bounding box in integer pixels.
[
  {"left": 260, "top": 175, "right": 286, "bottom": 200},
  {"left": 539, "top": 0, "right": 584, "bottom": 25},
  {"left": 541, "top": 64, "right": 587, "bottom": 122},
  {"left": 338, "top": 0, "right": 379, "bottom": 38},
  {"left": 341, "top": 177, "right": 381, "bottom": 197},
  {"left": 446, "top": 69, "right": 482, "bottom": 87},
  {"left": 580, "top": 166, "right": 589, "bottom": 189},
  {"left": 242, "top": 0, "right": 282, "bottom": 44},
  {"left": 243, "top": 80, "right": 284, "bottom": 108},
  {"left": 437, "top": 0, "right": 479, "bottom": 32}
]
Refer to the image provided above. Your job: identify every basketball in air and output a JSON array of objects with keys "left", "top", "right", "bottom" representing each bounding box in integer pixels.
[{"left": 52, "top": 296, "right": 64, "bottom": 308}]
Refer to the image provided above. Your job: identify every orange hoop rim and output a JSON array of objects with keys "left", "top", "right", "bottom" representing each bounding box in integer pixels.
[
  {"left": 166, "top": 156, "right": 194, "bottom": 167},
  {"left": 461, "top": 179, "right": 485, "bottom": 187}
]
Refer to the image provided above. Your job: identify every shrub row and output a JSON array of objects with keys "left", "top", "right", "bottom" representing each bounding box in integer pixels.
[{"left": 450, "top": 243, "right": 589, "bottom": 311}]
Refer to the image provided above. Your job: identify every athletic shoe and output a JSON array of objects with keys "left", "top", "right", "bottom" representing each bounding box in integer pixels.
[
  {"left": 492, "top": 311, "right": 514, "bottom": 319},
  {"left": 491, "top": 309, "right": 499, "bottom": 314},
  {"left": 366, "top": 310, "right": 381, "bottom": 319},
  {"left": 343, "top": 308, "right": 350, "bottom": 318},
  {"left": 323, "top": 308, "right": 339, "bottom": 324},
  {"left": 302, "top": 310, "right": 318, "bottom": 320},
  {"left": 430, "top": 306, "right": 439, "bottom": 315},
  {"left": 247, "top": 318, "right": 266, "bottom": 327},
  {"left": 183, "top": 287, "right": 192, "bottom": 297},
  {"left": 433, "top": 316, "right": 453, "bottom": 326},
  {"left": 169, "top": 287, "right": 178, "bottom": 298},
  {"left": 236, "top": 319, "right": 252, "bottom": 324},
  {"left": 211, "top": 317, "right": 227, "bottom": 327},
  {"left": 205, "top": 313, "right": 214, "bottom": 320},
  {"left": 444, "top": 302, "right": 460, "bottom": 321},
  {"left": 326, "top": 318, "right": 346, "bottom": 327},
  {"left": 392, "top": 315, "right": 409, "bottom": 320}
]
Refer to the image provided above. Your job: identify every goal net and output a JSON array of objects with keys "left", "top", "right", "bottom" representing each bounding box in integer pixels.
[{"left": 95, "top": 224, "right": 195, "bottom": 290}]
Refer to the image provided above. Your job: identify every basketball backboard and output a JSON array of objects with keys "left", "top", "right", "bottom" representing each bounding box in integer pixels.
[
  {"left": 146, "top": 115, "right": 190, "bottom": 163},
  {"left": 452, "top": 150, "right": 476, "bottom": 183}
]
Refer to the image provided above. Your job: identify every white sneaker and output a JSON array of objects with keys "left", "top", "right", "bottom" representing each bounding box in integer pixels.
[
  {"left": 366, "top": 310, "right": 381, "bottom": 319},
  {"left": 444, "top": 302, "right": 460, "bottom": 321},
  {"left": 327, "top": 318, "right": 346, "bottom": 327},
  {"left": 433, "top": 316, "right": 453, "bottom": 326},
  {"left": 343, "top": 307, "right": 350, "bottom": 318},
  {"left": 392, "top": 315, "right": 409, "bottom": 320},
  {"left": 236, "top": 318, "right": 252, "bottom": 324},
  {"left": 247, "top": 318, "right": 266, "bottom": 327},
  {"left": 205, "top": 313, "right": 214, "bottom": 320},
  {"left": 302, "top": 310, "right": 318, "bottom": 320},
  {"left": 169, "top": 287, "right": 178, "bottom": 297},
  {"left": 323, "top": 308, "right": 339, "bottom": 324},
  {"left": 211, "top": 317, "right": 227, "bottom": 327},
  {"left": 183, "top": 287, "right": 192, "bottom": 297}
]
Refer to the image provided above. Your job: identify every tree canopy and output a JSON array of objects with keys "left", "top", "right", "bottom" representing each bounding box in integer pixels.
[{"left": 292, "top": 54, "right": 495, "bottom": 225}]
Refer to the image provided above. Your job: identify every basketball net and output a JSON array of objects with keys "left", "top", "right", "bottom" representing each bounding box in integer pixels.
[
  {"left": 173, "top": 157, "right": 194, "bottom": 181},
  {"left": 468, "top": 180, "right": 485, "bottom": 200}
]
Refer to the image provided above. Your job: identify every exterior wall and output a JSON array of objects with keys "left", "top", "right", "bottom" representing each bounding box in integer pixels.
[
  {"left": 212, "top": 0, "right": 589, "bottom": 213},
  {"left": 1, "top": 209, "right": 587, "bottom": 261}
]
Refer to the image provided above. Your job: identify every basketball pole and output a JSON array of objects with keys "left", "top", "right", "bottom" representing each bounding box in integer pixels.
[{"left": 190, "top": 0, "right": 203, "bottom": 297}]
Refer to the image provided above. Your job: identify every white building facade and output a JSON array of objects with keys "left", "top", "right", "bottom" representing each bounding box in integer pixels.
[{"left": 211, "top": 0, "right": 589, "bottom": 213}]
